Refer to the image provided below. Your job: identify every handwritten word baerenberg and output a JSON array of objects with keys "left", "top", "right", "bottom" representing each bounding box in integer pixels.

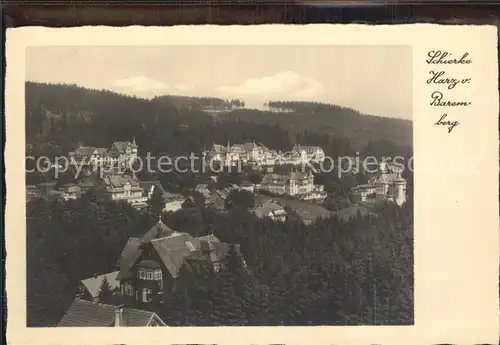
[{"left": 426, "top": 50, "right": 472, "bottom": 134}]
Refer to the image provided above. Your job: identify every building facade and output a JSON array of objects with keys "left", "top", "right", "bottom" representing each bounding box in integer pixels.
[
  {"left": 259, "top": 171, "right": 327, "bottom": 201},
  {"left": 351, "top": 161, "right": 407, "bottom": 206},
  {"left": 115, "top": 220, "right": 244, "bottom": 308},
  {"left": 69, "top": 138, "right": 138, "bottom": 169}
]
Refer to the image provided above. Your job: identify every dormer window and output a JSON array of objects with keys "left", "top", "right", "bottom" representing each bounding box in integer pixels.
[
  {"left": 185, "top": 241, "right": 196, "bottom": 252},
  {"left": 146, "top": 269, "right": 153, "bottom": 280},
  {"left": 138, "top": 269, "right": 145, "bottom": 279},
  {"left": 213, "top": 262, "right": 221, "bottom": 273}
]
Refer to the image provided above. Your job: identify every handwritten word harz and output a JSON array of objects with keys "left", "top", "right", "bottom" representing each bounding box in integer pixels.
[{"left": 427, "top": 71, "right": 471, "bottom": 90}]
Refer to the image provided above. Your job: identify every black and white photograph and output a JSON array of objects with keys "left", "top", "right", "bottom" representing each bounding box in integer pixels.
[{"left": 24, "top": 44, "right": 414, "bottom": 328}]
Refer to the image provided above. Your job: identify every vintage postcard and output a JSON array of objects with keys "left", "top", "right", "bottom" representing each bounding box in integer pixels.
[{"left": 5, "top": 25, "right": 499, "bottom": 344}]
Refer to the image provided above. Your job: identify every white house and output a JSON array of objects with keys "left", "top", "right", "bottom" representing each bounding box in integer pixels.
[
  {"left": 351, "top": 161, "right": 407, "bottom": 206},
  {"left": 259, "top": 170, "right": 326, "bottom": 200},
  {"left": 252, "top": 201, "right": 287, "bottom": 222}
]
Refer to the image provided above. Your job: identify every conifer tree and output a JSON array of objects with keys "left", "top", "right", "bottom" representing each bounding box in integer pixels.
[{"left": 97, "top": 276, "right": 115, "bottom": 305}]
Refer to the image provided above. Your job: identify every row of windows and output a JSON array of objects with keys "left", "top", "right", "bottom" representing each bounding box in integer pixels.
[
  {"left": 123, "top": 284, "right": 162, "bottom": 302},
  {"left": 137, "top": 268, "right": 162, "bottom": 280}
]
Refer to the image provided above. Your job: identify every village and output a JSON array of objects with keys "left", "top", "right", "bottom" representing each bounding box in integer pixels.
[
  {"left": 27, "top": 138, "right": 407, "bottom": 219},
  {"left": 26, "top": 136, "right": 409, "bottom": 326}
]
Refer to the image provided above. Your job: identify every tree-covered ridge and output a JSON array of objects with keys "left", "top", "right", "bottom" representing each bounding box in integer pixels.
[
  {"left": 152, "top": 95, "right": 245, "bottom": 110},
  {"left": 25, "top": 82, "right": 412, "bottom": 158},
  {"left": 221, "top": 102, "right": 413, "bottom": 149}
]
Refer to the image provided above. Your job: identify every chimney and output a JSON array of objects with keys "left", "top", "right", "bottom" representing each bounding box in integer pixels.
[
  {"left": 156, "top": 215, "right": 163, "bottom": 238},
  {"left": 114, "top": 304, "right": 125, "bottom": 327}
]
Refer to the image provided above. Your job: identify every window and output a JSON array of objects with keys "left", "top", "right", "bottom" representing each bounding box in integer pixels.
[
  {"left": 154, "top": 269, "right": 162, "bottom": 281},
  {"left": 125, "top": 283, "right": 134, "bottom": 296},
  {"left": 185, "top": 241, "right": 196, "bottom": 252},
  {"left": 146, "top": 269, "right": 154, "bottom": 280},
  {"left": 143, "top": 288, "right": 153, "bottom": 303},
  {"left": 138, "top": 269, "right": 145, "bottom": 279},
  {"left": 213, "top": 262, "right": 221, "bottom": 273}
]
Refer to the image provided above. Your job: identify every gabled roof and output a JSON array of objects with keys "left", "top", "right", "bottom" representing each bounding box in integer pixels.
[
  {"left": 116, "top": 221, "right": 230, "bottom": 280},
  {"left": 102, "top": 173, "right": 141, "bottom": 189},
  {"left": 195, "top": 184, "right": 209, "bottom": 190},
  {"left": 252, "top": 201, "right": 287, "bottom": 219},
  {"left": 95, "top": 148, "right": 109, "bottom": 156},
  {"left": 139, "top": 180, "right": 167, "bottom": 197},
  {"left": 73, "top": 146, "right": 97, "bottom": 156},
  {"left": 80, "top": 271, "right": 120, "bottom": 299},
  {"left": 111, "top": 141, "right": 133, "bottom": 154},
  {"left": 243, "top": 142, "right": 258, "bottom": 151},
  {"left": 115, "top": 238, "right": 142, "bottom": 281},
  {"left": 164, "top": 193, "right": 187, "bottom": 203},
  {"left": 116, "top": 221, "right": 177, "bottom": 280},
  {"left": 57, "top": 299, "right": 166, "bottom": 327}
]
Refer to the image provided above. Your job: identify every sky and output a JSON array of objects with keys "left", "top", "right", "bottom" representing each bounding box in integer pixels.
[{"left": 26, "top": 45, "right": 412, "bottom": 120}]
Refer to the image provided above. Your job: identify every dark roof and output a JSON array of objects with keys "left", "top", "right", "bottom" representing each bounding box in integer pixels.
[
  {"left": 111, "top": 141, "right": 133, "bottom": 154},
  {"left": 116, "top": 221, "right": 176, "bottom": 280},
  {"left": 57, "top": 299, "right": 165, "bottom": 327},
  {"left": 116, "top": 221, "right": 230, "bottom": 280},
  {"left": 137, "top": 259, "right": 161, "bottom": 268},
  {"left": 115, "top": 238, "right": 142, "bottom": 281}
]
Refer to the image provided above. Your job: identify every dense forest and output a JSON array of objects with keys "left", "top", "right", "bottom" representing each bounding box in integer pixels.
[
  {"left": 27, "top": 191, "right": 413, "bottom": 326},
  {"left": 25, "top": 82, "right": 412, "bottom": 160},
  {"left": 223, "top": 101, "right": 413, "bottom": 150}
]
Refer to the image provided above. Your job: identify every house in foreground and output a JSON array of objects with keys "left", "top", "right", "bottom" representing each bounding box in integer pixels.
[
  {"left": 115, "top": 219, "right": 244, "bottom": 307},
  {"left": 57, "top": 299, "right": 166, "bottom": 327}
]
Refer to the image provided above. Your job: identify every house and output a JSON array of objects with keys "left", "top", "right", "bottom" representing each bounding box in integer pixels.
[
  {"left": 350, "top": 184, "right": 377, "bottom": 203},
  {"left": 26, "top": 185, "right": 42, "bottom": 202},
  {"left": 57, "top": 183, "right": 83, "bottom": 200},
  {"left": 239, "top": 182, "right": 255, "bottom": 193},
  {"left": 57, "top": 299, "right": 166, "bottom": 327},
  {"left": 139, "top": 180, "right": 186, "bottom": 212},
  {"left": 181, "top": 196, "right": 197, "bottom": 209},
  {"left": 205, "top": 187, "right": 231, "bottom": 210},
  {"left": 194, "top": 184, "right": 211, "bottom": 198},
  {"left": 292, "top": 144, "right": 325, "bottom": 164},
  {"left": 259, "top": 171, "right": 326, "bottom": 200},
  {"left": 101, "top": 173, "right": 147, "bottom": 209},
  {"left": 108, "top": 139, "right": 138, "bottom": 167},
  {"left": 140, "top": 180, "right": 167, "bottom": 200},
  {"left": 251, "top": 201, "right": 287, "bottom": 222},
  {"left": 36, "top": 181, "right": 57, "bottom": 198},
  {"left": 115, "top": 219, "right": 244, "bottom": 307},
  {"left": 68, "top": 138, "right": 138, "bottom": 170},
  {"left": 76, "top": 271, "right": 120, "bottom": 302},
  {"left": 163, "top": 193, "right": 187, "bottom": 212},
  {"left": 69, "top": 146, "right": 108, "bottom": 167},
  {"left": 351, "top": 161, "right": 407, "bottom": 206}
]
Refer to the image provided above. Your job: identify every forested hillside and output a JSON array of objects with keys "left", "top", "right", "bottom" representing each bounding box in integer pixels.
[
  {"left": 218, "top": 101, "right": 413, "bottom": 149},
  {"left": 25, "top": 82, "right": 414, "bottom": 326},
  {"left": 25, "top": 82, "right": 412, "bottom": 159},
  {"left": 27, "top": 196, "right": 413, "bottom": 326}
]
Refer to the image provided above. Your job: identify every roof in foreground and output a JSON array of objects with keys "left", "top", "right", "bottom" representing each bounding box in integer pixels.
[{"left": 57, "top": 299, "right": 166, "bottom": 327}]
